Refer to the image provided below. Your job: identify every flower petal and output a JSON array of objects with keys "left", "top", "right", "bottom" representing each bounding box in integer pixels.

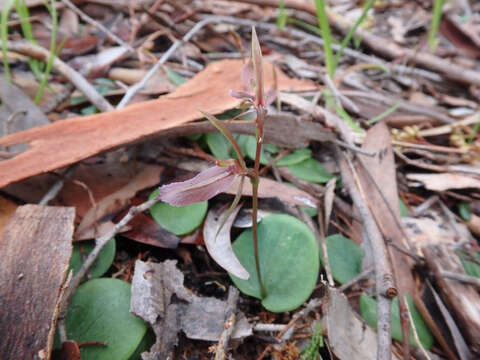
[{"left": 158, "top": 166, "right": 236, "bottom": 206}]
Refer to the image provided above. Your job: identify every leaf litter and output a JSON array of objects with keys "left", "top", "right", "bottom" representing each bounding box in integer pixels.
[{"left": 1, "top": 1, "right": 480, "bottom": 359}]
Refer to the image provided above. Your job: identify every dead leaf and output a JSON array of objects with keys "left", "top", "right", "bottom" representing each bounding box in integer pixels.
[
  {"left": 439, "top": 16, "right": 480, "bottom": 58},
  {"left": 108, "top": 68, "right": 176, "bottom": 95},
  {"left": 130, "top": 260, "right": 252, "bottom": 359},
  {"left": 0, "top": 59, "right": 314, "bottom": 188},
  {"left": 323, "top": 288, "right": 400, "bottom": 360},
  {"left": 74, "top": 164, "right": 163, "bottom": 239},
  {"left": 407, "top": 173, "right": 480, "bottom": 191},
  {"left": 403, "top": 211, "right": 471, "bottom": 257},
  {"left": 226, "top": 176, "right": 318, "bottom": 208},
  {"left": 203, "top": 205, "right": 249, "bottom": 280},
  {"left": 358, "top": 122, "right": 415, "bottom": 294},
  {"left": 0, "top": 74, "right": 50, "bottom": 153}
]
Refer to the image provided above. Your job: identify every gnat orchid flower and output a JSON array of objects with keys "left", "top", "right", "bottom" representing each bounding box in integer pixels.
[
  {"left": 229, "top": 28, "right": 277, "bottom": 108},
  {"left": 158, "top": 159, "right": 244, "bottom": 206}
]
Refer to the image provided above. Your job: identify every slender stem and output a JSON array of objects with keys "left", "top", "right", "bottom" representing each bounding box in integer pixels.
[
  {"left": 251, "top": 105, "right": 267, "bottom": 298},
  {"left": 251, "top": 178, "right": 265, "bottom": 298}
]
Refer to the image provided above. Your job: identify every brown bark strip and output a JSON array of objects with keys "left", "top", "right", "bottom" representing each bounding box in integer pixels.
[
  {"left": 0, "top": 59, "right": 313, "bottom": 188},
  {"left": 0, "top": 205, "right": 75, "bottom": 360}
]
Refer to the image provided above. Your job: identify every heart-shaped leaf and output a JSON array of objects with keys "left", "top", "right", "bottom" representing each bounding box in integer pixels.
[
  {"left": 206, "top": 132, "right": 233, "bottom": 160},
  {"left": 360, "top": 294, "right": 434, "bottom": 349},
  {"left": 322, "top": 234, "right": 364, "bottom": 284},
  {"left": 69, "top": 238, "right": 116, "bottom": 280},
  {"left": 66, "top": 278, "right": 148, "bottom": 359},
  {"left": 149, "top": 189, "right": 208, "bottom": 235},
  {"left": 288, "top": 158, "right": 334, "bottom": 184},
  {"left": 230, "top": 214, "right": 319, "bottom": 312}
]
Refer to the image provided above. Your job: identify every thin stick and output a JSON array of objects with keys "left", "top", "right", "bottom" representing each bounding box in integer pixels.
[
  {"left": 440, "top": 270, "right": 480, "bottom": 289},
  {"left": 404, "top": 295, "right": 431, "bottom": 360},
  {"left": 274, "top": 298, "right": 322, "bottom": 341},
  {"left": 338, "top": 267, "right": 373, "bottom": 292},
  {"left": 337, "top": 149, "right": 395, "bottom": 360},
  {"left": 214, "top": 286, "right": 240, "bottom": 360},
  {"left": 39, "top": 165, "right": 77, "bottom": 205},
  {"left": 117, "top": 17, "right": 219, "bottom": 109},
  {"left": 6, "top": 40, "right": 113, "bottom": 112}
]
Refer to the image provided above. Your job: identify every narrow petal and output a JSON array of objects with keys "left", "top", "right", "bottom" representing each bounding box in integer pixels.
[
  {"left": 241, "top": 60, "right": 255, "bottom": 93},
  {"left": 158, "top": 166, "right": 236, "bottom": 206},
  {"left": 251, "top": 26, "right": 264, "bottom": 106}
]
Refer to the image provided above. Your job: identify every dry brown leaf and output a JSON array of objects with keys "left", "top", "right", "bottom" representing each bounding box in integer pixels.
[
  {"left": 74, "top": 164, "right": 163, "bottom": 239},
  {"left": 226, "top": 176, "right": 318, "bottom": 208},
  {"left": 407, "top": 173, "right": 480, "bottom": 191},
  {"left": 0, "top": 59, "right": 314, "bottom": 188}
]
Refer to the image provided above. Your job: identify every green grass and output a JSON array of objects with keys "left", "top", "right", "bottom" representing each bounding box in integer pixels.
[
  {"left": 1, "top": 0, "right": 15, "bottom": 83},
  {"left": 1, "top": 0, "right": 58, "bottom": 102},
  {"left": 428, "top": 0, "right": 445, "bottom": 51}
]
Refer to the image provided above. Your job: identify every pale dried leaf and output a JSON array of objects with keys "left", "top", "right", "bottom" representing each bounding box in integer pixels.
[
  {"left": 407, "top": 173, "right": 480, "bottom": 191},
  {"left": 203, "top": 205, "right": 249, "bottom": 280}
]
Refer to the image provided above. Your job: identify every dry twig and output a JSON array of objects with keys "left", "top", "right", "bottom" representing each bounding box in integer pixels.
[{"left": 6, "top": 41, "right": 113, "bottom": 112}]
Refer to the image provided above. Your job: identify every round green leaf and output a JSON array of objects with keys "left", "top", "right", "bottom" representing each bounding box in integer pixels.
[
  {"left": 301, "top": 205, "right": 318, "bottom": 217},
  {"left": 69, "top": 238, "right": 116, "bottom": 280},
  {"left": 230, "top": 214, "right": 319, "bottom": 312},
  {"left": 288, "top": 158, "right": 333, "bottom": 183},
  {"left": 360, "top": 294, "right": 433, "bottom": 349},
  {"left": 322, "top": 234, "right": 363, "bottom": 284},
  {"left": 66, "top": 278, "right": 148, "bottom": 360},
  {"left": 205, "top": 132, "right": 233, "bottom": 160},
  {"left": 149, "top": 189, "right": 208, "bottom": 235},
  {"left": 277, "top": 148, "right": 312, "bottom": 166}
]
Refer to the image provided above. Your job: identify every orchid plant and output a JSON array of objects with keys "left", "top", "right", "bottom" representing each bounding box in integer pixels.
[{"left": 158, "top": 27, "right": 273, "bottom": 298}]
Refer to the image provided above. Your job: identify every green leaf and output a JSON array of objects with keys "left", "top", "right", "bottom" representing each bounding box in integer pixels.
[
  {"left": 288, "top": 158, "right": 334, "bottom": 183},
  {"left": 301, "top": 206, "right": 318, "bottom": 217},
  {"left": 163, "top": 65, "right": 187, "bottom": 85},
  {"left": 399, "top": 198, "right": 409, "bottom": 217},
  {"left": 205, "top": 132, "right": 233, "bottom": 160},
  {"left": 322, "top": 234, "right": 363, "bottom": 284},
  {"left": 360, "top": 294, "right": 434, "bottom": 349},
  {"left": 244, "top": 136, "right": 279, "bottom": 165},
  {"left": 458, "top": 250, "right": 480, "bottom": 278},
  {"left": 230, "top": 214, "right": 319, "bottom": 312},
  {"left": 149, "top": 189, "right": 208, "bottom": 235},
  {"left": 458, "top": 202, "right": 471, "bottom": 221},
  {"left": 277, "top": 148, "right": 312, "bottom": 166},
  {"left": 69, "top": 238, "right": 116, "bottom": 280},
  {"left": 66, "top": 278, "right": 148, "bottom": 360}
]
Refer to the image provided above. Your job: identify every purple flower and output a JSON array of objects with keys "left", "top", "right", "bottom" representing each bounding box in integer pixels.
[{"left": 158, "top": 161, "right": 243, "bottom": 206}]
